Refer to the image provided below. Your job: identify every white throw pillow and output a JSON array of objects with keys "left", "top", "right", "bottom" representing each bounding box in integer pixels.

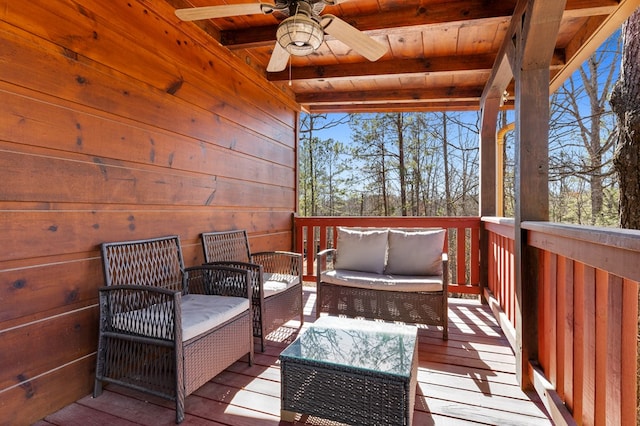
[
  {"left": 334, "top": 227, "right": 388, "bottom": 274},
  {"left": 385, "top": 229, "right": 445, "bottom": 276}
]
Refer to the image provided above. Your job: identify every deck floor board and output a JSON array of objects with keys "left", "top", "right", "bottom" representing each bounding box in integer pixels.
[{"left": 39, "top": 287, "right": 552, "bottom": 425}]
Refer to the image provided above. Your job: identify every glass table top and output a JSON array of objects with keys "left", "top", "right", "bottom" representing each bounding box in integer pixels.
[{"left": 280, "top": 316, "right": 417, "bottom": 377}]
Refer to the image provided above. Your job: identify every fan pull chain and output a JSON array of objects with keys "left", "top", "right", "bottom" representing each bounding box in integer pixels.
[{"left": 289, "top": 57, "right": 292, "bottom": 86}]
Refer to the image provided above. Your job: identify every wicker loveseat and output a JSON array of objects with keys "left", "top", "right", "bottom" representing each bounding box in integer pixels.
[
  {"left": 316, "top": 227, "right": 449, "bottom": 339},
  {"left": 94, "top": 235, "right": 254, "bottom": 423},
  {"left": 201, "top": 230, "right": 303, "bottom": 351}
]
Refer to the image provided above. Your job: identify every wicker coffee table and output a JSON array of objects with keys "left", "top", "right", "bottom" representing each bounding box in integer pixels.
[{"left": 279, "top": 316, "right": 418, "bottom": 425}]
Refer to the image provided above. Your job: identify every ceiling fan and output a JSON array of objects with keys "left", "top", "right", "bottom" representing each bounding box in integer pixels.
[{"left": 174, "top": 0, "right": 388, "bottom": 72}]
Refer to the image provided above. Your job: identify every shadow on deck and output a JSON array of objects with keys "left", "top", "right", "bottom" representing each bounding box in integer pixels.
[{"left": 36, "top": 287, "right": 552, "bottom": 425}]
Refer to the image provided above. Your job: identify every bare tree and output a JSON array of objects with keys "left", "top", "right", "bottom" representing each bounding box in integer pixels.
[
  {"left": 392, "top": 113, "right": 409, "bottom": 215},
  {"left": 550, "top": 35, "right": 619, "bottom": 225},
  {"left": 441, "top": 113, "right": 453, "bottom": 216},
  {"left": 611, "top": 7, "right": 640, "bottom": 229}
]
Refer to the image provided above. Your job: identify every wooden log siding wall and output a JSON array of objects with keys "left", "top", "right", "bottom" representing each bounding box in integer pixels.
[{"left": 0, "top": 1, "right": 299, "bottom": 424}]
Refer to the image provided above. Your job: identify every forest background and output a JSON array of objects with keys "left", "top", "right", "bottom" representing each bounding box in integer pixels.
[{"left": 298, "top": 32, "right": 621, "bottom": 227}]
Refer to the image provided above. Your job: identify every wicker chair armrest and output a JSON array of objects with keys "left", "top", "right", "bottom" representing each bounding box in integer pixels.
[
  {"left": 204, "top": 260, "right": 261, "bottom": 274},
  {"left": 251, "top": 251, "right": 302, "bottom": 276},
  {"left": 315, "top": 248, "right": 336, "bottom": 277},
  {"left": 184, "top": 265, "right": 252, "bottom": 300},
  {"left": 203, "top": 261, "right": 262, "bottom": 297},
  {"left": 98, "top": 285, "right": 181, "bottom": 341},
  {"left": 441, "top": 253, "right": 449, "bottom": 286}
]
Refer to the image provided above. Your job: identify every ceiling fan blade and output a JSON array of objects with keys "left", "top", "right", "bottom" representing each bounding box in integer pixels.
[
  {"left": 321, "top": 15, "right": 387, "bottom": 61},
  {"left": 266, "top": 42, "right": 291, "bottom": 72},
  {"left": 324, "top": 0, "right": 352, "bottom": 4},
  {"left": 175, "top": 3, "right": 272, "bottom": 21}
]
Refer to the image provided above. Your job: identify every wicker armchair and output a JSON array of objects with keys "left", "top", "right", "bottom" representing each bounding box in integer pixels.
[
  {"left": 201, "top": 230, "right": 303, "bottom": 351},
  {"left": 94, "top": 235, "right": 254, "bottom": 423}
]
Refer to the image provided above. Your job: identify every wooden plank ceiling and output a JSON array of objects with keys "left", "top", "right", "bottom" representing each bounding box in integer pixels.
[{"left": 166, "top": 0, "right": 626, "bottom": 113}]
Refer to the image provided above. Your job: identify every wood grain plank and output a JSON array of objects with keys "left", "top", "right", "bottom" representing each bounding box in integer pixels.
[
  {"left": 76, "top": 390, "right": 226, "bottom": 425},
  {"left": 508, "top": 237, "right": 515, "bottom": 328},
  {"left": 0, "top": 210, "right": 295, "bottom": 262},
  {"left": 0, "top": 307, "right": 98, "bottom": 390},
  {"left": 44, "top": 402, "right": 142, "bottom": 426},
  {"left": 556, "top": 255, "right": 567, "bottom": 396},
  {"left": 604, "top": 274, "right": 623, "bottom": 425},
  {"left": 572, "top": 262, "right": 585, "bottom": 422},
  {"left": 582, "top": 265, "right": 597, "bottom": 425},
  {"left": 0, "top": 24, "right": 295, "bottom": 158},
  {"left": 562, "top": 258, "right": 575, "bottom": 410},
  {"left": 0, "top": 91, "right": 295, "bottom": 182},
  {"left": 0, "top": 355, "right": 95, "bottom": 425},
  {"left": 621, "top": 278, "right": 639, "bottom": 426},
  {"left": 471, "top": 226, "right": 480, "bottom": 284},
  {"left": 3, "top": 0, "right": 297, "bottom": 132},
  {"left": 0, "top": 258, "right": 101, "bottom": 324},
  {"left": 595, "top": 269, "right": 609, "bottom": 425},
  {"left": 456, "top": 227, "right": 466, "bottom": 284}
]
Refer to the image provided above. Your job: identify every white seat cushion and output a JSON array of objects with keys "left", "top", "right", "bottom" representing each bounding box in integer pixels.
[
  {"left": 181, "top": 294, "right": 249, "bottom": 341},
  {"left": 322, "top": 269, "right": 443, "bottom": 292},
  {"left": 111, "top": 294, "right": 249, "bottom": 342},
  {"left": 263, "top": 272, "right": 300, "bottom": 297}
]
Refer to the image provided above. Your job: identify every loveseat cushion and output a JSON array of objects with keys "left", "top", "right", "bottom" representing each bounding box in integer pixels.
[
  {"left": 112, "top": 294, "right": 249, "bottom": 342},
  {"left": 385, "top": 228, "right": 445, "bottom": 276},
  {"left": 263, "top": 272, "right": 300, "bottom": 297},
  {"left": 322, "top": 269, "right": 443, "bottom": 292},
  {"left": 334, "top": 227, "right": 388, "bottom": 274}
]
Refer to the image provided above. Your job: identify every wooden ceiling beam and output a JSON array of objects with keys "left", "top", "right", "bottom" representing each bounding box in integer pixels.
[
  {"left": 480, "top": 0, "right": 527, "bottom": 108},
  {"left": 268, "top": 51, "right": 565, "bottom": 82},
  {"left": 268, "top": 54, "right": 496, "bottom": 82},
  {"left": 296, "top": 86, "right": 484, "bottom": 105},
  {"left": 305, "top": 100, "right": 492, "bottom": 113},
  {"left": 562, "top": 0, "right": 620, "bottom": 19}
]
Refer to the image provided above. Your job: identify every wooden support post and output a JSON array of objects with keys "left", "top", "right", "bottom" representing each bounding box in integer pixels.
[
  {"left": 512, "top": 0, "right": 566, "bottom": 386},
  {"left": 514, "top": 67, "right": 550, "bottom": 389}
]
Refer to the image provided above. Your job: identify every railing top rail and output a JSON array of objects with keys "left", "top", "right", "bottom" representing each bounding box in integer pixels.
[
  {"left": 522, "top": 221, "right": 640, "bottom": 253},
  {"left": 481, "top": 216, "right": 515, "bottom": 226},
  {"left": 294, "top": 216, "right": 481, "bottom": 228}
]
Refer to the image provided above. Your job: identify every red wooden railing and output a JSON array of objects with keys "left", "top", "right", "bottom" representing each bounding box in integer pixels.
[
  {"left": 483, "top": 217, "right": 639, "bottom": 425},
  {"left": 484, "top": 217, "right": 517, "bottom": 345},
  {"left": 293, "top": 216, "right": 481, "bottom": 295},
  {"left": 294, "top": 216, "right": 639, "bottom": 424}
]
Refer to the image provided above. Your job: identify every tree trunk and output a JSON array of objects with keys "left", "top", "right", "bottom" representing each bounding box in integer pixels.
[
  {"left": 611, "top": 8, "right": 640, "bottom": 229},
  {"left": 442, "top": 112, "right": 452, "bottom": 216},
  {"left": 395, "top": 113, "right": 408, "bottom": 216}
]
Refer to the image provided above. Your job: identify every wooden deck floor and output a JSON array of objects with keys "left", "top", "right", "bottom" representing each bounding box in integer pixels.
[{"left": 36, "top": 287, "right": 552, "bottom": 426}]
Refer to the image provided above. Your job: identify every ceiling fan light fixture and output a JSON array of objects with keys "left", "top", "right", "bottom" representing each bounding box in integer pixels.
[{"left": 276, "top": 14, "right": 324, "bottom": 56}]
